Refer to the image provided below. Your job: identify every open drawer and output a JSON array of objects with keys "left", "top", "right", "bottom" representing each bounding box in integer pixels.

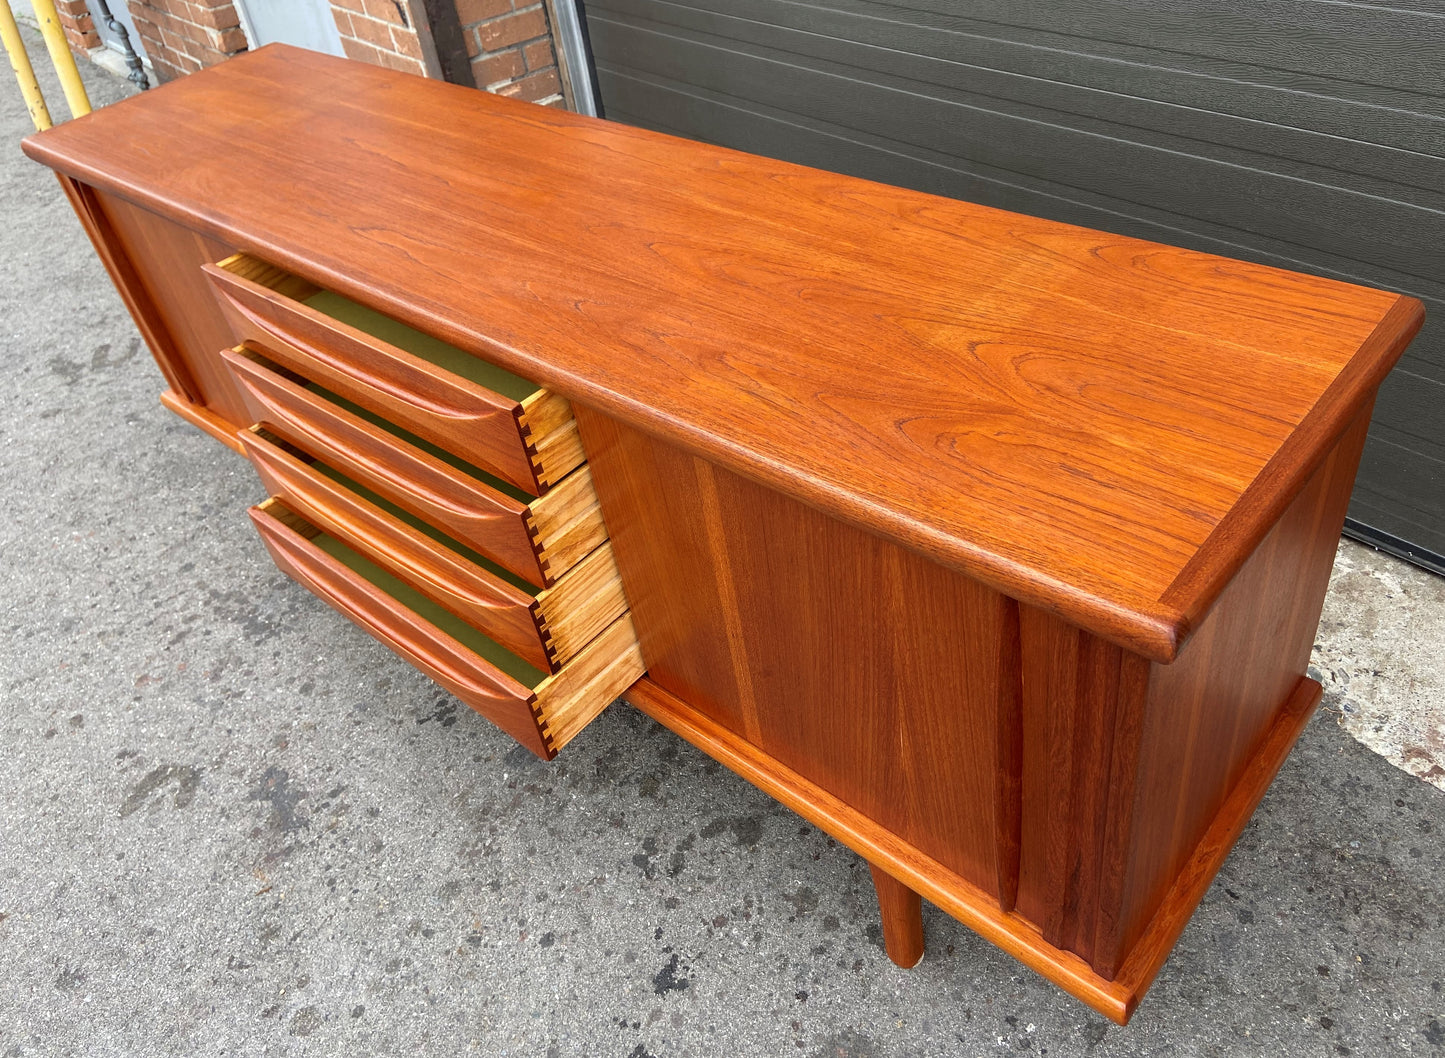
[
  {"left": 205, "top": 253, "right": 582, "bottom": 497},
  {"left": 251, "top": 499, "right": 643, "bottom": 759},
  {"left": 241, "top": 425, "right": 629, "bottom": 673},
  {"left": 223, "top": 344, "right": 606, "bottom": 588}
]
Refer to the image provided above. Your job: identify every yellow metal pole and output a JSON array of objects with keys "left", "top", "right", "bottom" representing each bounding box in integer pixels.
[
  {"left": 0, "top": 0, "right": 52, "bottom": 131},
  {"left": 30, "top": 0, "right": 89, "bottom": 119}
]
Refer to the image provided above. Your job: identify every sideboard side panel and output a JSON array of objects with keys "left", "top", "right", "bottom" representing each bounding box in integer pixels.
[
  {"left": 58, "top": 176, "right": 203, "bottom": 406},
  {"left": 1099, "top": 404, "right": 1374, "bottom": 975},
  {"left": 578, "top": 408, "right": 1019, "bottom": 898},
  {"left": 564, "top": 412, "right": 757, "bottom": 736},
  {"left": 1015, "top": 609, "right": 1152, "bottom": 966},
  {"left": 88, "top": 189, "right": 249, "bottom": 431}
]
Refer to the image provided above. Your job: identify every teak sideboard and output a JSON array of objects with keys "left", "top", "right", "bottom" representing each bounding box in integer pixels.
[{"left": 23, "top": 45, "right": 1423, "bottom": 1023}]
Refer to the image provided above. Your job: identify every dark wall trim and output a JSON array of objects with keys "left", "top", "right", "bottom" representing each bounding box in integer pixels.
[
  {"left": 419, "top": 0, "right": 476, "bottom": 88},
  {"left": 1343, "top": 519, "right": 1445, "bottom": 579}
]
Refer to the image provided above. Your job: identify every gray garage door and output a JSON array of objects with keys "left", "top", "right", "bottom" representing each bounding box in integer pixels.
[{"left": 579, "top": 0, "right": 1445, "bottom": 572}]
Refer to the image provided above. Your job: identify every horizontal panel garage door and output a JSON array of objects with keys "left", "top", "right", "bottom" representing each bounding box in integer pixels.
[{"left": 580, "top": 0, "right": 1445, "bottom": 571}]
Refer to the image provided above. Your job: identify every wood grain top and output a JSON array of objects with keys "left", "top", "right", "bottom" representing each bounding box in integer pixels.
[{"left": 24, "top": 45, "right": 1421, "bottom": 661}]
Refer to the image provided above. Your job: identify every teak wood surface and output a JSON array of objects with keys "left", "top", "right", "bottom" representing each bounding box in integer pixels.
[
  {"left": 240, "top": 427, "right": 558, "bottom": 672},
  {"left": 206, "top": 253, "right": 578, "bottom": 497},
  {"left": 242, "top": 424, "right": 629, "bottom": 674},
  {"left": 23, "top": 44, "right": 1421, "bottom": 662},
  {"left": 251, "top": 498, "right": 555, "bottom": 758},
  {"left": 223, "top": 345, "right": 606, "bottom": 589},
  {"left": 869, "top": 865, "right": 925, "bottom": 970},
  {"left": 25, "top": 46, "right": 1423, "bottom": 1024},
  {"left": 251, "top": 499, "right": 644, "bottom": 760},
  {"left": 579, "top": 398, "right": 1371, "bottom": 1022}
]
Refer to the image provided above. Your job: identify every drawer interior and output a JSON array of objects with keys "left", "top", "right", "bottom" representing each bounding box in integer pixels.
[
  {"left": 303, "top": 517, "right": 549, "bottom": 689},
  {"left": 233, "top": 345, "right": 607, "bottom": 587},
  {"left": 248, "top": 347, "right": 536, "bottom": 504},
  {"left": 257, "top": 499, "right": 644, "bottom": 756},
  {"left": 310, "top": 375, "right": 537, "bottom": 503},
  {"left": 303, "top": 289, "right": 541, "bottom": 403},
  {"left": 220, "top": 255, "right": 545, "bottom": 404},
  {"left": 305, "top": 452, "right": 540, "bottom": 595},
  {"left": 251, "top": 427, "right": 628, "bottom": 672},
  {"left": 213, "top": 254, "right": 585, "bottom": 495}
]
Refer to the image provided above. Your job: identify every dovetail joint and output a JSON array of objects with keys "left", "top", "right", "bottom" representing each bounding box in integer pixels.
[
  {"left": 528, "top": 694, "right": 557, "bottom": 747},
  {"left": 515, "top": 407, "right": 548, "bottom": 484}
]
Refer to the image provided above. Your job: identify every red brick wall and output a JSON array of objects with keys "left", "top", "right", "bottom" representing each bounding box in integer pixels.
[
  {"left": 126, "top": 0, "right": 247, "bottom": 82},
  {"left": 329, "top": 0, "right": 428, "bottom": 77},
  {"left": 456, "top": 0, "right": 562, "bottom": 105},
  {"left": 54, "top": 0, "right": 101, "bottom": 52},
  {"left": 56, "top": 0, "right": 567, "bottom": 110}
]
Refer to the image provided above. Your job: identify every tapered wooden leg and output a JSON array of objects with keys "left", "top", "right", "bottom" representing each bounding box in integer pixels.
[{"left": 869, "top": 863, "right": 925, "bottom": 968}]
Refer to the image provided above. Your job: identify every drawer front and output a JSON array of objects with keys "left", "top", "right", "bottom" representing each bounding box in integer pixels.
[
  {"left": 225, "top": 344, "right": 549, "bottom": 586},
  {"left": 205, "top": 254, "right": 583, "bottom": 496},
  {"left": 251, "top": 499, "right": 645, "bottom": 758},
  {"left": 241, "top": 427, "right": 556, "bottom": 672},
  {"left": 250, "top": 499, "right": 554, "bottom": 758}
]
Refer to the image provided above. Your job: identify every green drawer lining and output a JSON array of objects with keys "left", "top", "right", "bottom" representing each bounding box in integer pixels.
[
  {"left": 304, "top": 290, "right": 539, "bottom": 404},
  {"left": 308, "top": 458, "right": 539, "bottom": 596},
  {"left": 310, "top": 529, "right": 547, "bottom": 689},
  {"left": 303, "top": 380, "right": 534, "bottom": 505}
]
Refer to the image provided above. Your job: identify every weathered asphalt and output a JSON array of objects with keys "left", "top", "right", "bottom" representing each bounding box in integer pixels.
[{"left": 1, "top": 32, "right": 1442, "bottom": 1057}]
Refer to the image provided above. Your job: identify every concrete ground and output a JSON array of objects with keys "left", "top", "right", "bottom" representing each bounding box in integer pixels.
[{"left": 2, "top": 37, "right": 1443, "bottom": 1057}]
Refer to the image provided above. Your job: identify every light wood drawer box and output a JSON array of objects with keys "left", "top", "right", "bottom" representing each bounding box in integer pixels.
[
  {"left": 250, "top": 498, "right": 643, "bottom": 759},
  {"left": 205, "top": 253, "right": 582, "bottom": 497},
  {"left": 223, "top": 345, "right": 606, "bottom": 588},
  {"left": 240, "top": 426, "right": 629, "bottom": 673}
]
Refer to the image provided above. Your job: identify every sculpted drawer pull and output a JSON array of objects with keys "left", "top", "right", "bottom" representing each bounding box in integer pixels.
[
  {"left": 223, "top": 345, "right": 607, "bottom": 588},
  {"left": 250, "top": 498, "right": 643, "bottom": 759},
  {"left": 241, "top": 426, "right": 630, "bottom": 672},
  {"left": 206, "top": 253, "right": 583, "bottom": 496}
]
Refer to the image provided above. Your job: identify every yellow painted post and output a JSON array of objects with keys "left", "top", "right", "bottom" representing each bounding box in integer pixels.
[
  {"left": 0, "top": 0, "right": 52, "bottom": 130},
  {"left": 30, "top": 0, "right": 89, "bottom": 119}
]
